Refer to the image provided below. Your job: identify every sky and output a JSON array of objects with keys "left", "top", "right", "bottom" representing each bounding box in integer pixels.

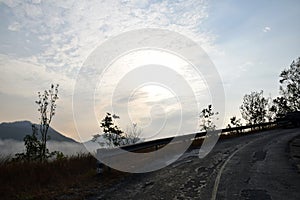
[{"left": 0, "top": 0, "right": 299, "bottom": 142}]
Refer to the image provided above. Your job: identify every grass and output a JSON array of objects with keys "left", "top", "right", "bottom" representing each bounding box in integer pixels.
[{"left": 0, "top": 154, "right": 118, "bottom": 200}]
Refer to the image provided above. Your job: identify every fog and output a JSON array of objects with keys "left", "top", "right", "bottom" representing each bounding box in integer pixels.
[{"left": 0, "top": 139, "right": 88, "bottom": 157}]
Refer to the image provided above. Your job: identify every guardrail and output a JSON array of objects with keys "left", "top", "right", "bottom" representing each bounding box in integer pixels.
[{"left": 96, "top": 121, "right": 277, "bottom": 173}]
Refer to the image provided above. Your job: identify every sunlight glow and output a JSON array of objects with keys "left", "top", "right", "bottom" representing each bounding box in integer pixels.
[{"left": 93, "top": 49, "right": 210, "bottom": 139}]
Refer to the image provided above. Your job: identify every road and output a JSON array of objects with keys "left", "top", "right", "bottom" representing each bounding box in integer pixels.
[{"left": 89, "top": 128, "right": 300, "bottom": 200}]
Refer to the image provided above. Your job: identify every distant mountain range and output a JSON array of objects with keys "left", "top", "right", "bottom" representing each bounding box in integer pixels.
[{"left": 0, "top": 121, "right": 77, "bottom": 143}]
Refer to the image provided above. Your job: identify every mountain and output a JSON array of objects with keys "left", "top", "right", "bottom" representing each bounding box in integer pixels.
[{"left": 0, "top": 121, "right": 77, "bottom": 143}]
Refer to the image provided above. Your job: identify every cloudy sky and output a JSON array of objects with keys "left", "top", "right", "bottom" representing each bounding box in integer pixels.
[{"left": 0, "top": 0, "right": 299, "bottom": 142}]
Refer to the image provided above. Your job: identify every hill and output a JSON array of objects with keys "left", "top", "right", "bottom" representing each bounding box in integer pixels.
[{"left": 0, "top": 120, "right": 77, "bottom": 143}]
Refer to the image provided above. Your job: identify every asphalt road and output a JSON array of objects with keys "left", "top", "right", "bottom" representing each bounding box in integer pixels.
[{"left": 89, "top": 128, "right": 300, "bottom": 200}]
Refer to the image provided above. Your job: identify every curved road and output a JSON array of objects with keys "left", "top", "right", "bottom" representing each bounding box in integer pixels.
[{"left": 90, "top": 128, "right": 300, "bottom": 200}]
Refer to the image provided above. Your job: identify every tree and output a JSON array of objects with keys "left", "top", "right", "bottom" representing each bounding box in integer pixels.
[
  {"left": 240, "top": 90, "right": 268, "bottom": 125},
  {"left": 199, "top": 104, "right": 219, "bottom": 131},
  {"left": 97, "top": 113, "right": 125, "bottom": 147},
  {"left": 227, "top": 116, "right": 242, "bottom": 129},
  {"left": 15, "top": 84, "right": 61, "bottom": 161},
  {"left": 93, "top": 114, "right": 142, "bottom": 147},
  {"left": 265, "top": 96, "right": 277, "bottom": 121},
  {"left": 15, "top": 125, "right": 42, "bottom": 161},
  {"left": 35, "top": 84, "right": 59, "bottom": 160},
  {"left": 272, "top": 96, "right": 292, "bottom": 117},
  {"left": 123, "top": 123, "right": 142, "bottom": 145},
  {"left": 226, "top": 116, "right": 242, "bottom": 134},
  {"left": 274, "top": 57, "right": 300, "bottom": 115}
]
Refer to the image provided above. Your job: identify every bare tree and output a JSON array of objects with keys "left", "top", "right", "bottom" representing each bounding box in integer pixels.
[{"left": 123, "top": 123, "right": 142, "bottom": 145}]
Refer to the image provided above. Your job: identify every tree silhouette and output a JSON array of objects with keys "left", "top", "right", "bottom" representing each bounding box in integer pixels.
[
  {"left": 273, "top": 57, "right": 300, "bottom": 116},
  {"left": 199, "top": 104, "right": 219, "bottom": 131},
  {"left": 227, "top": 116, "right": 242, "bottom": 134},
  {"left": 15, "top": 84, "right": 61, "bottom": 161},
  {"left": 240, "top": 90, "right": 268, "bottom": 125},
  {"left": 93, "top": 114, "right": 142, "bottom": 147},
  {"left": 227, "top": 116, "right": 242, "bottom": 129},
  {"left": 15, "top": 125, "right": 42, "bottom": 161},
  {"left": 124, "top": 123, "right": 142, "bottom": 145},
  {"left": 97, "top": 113, "right": 125, "bottom": 147},
  {"left": 35, "top": 84, "right": 59, "bottom": 160}
]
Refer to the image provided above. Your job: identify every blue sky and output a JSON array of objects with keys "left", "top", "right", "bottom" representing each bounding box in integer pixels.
[
  {"left": 206, "top": 0, "right": 300, "bottom": 120},
  {"left": 0, "top": 0, "right": 299, "bottom": 141}
]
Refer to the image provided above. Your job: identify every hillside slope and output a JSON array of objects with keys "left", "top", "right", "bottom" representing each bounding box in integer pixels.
[{"left": 0, "top": 121, "right": 77, "bottom": 142}]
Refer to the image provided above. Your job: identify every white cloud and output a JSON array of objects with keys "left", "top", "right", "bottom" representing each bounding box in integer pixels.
[
  {"left": 7, "top": 22, "right": 21, "bottom": 32},
  {"left": 1, "top": 0, "right": 21, "bottom": 8},
  {"left": 1, "top": 0, "right": 215, "bottom": 77},
  {"left": 238, "top": 61, "right": 253, "bottom": 72},
  {"left": 24, "top": 3, "right": 42, "bottom": 18},
  {"left": 263, "top": 26, "right": 271, "bottom": 33},
  {"left": 0, "top": 54, "right": 74, "bottom": 97}
]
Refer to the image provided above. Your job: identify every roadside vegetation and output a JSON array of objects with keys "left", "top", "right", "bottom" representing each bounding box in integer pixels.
[
  {"left": 0, "top": 154, "right": 99, "bottom": 200},
  {"left": 0, "top": 85, "right": 103, "bottom": 200}
]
